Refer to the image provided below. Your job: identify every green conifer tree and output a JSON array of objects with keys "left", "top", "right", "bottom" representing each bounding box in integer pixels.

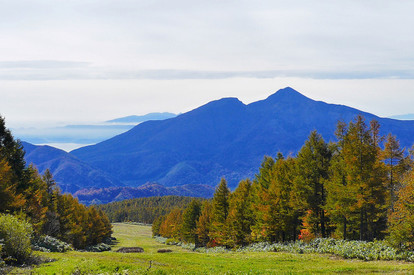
[
  {"left": 181, "top": 199, "right": 202, "bottom": 244},
  {"left": 294, "top": 130, "right": 331, "bottom": 237},
  {"left": 225, "top": 179, "right": 254, "bottom": 246},
  {"left": 209, "top": 178, "right": 230, "bottom": 246}
]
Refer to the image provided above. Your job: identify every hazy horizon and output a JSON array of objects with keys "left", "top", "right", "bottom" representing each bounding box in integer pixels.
[{"left": 1, "top": 1, "right": 414, "bottom": 142}]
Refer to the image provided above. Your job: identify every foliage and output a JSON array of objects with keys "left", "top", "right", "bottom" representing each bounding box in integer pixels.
[
  {"left": 154, "top": 115, "right": 414, "bottom": 253},
  {"left": 196, "top": 200, "right": 213, "bottom": 246},
  {"left": 209, "top": 178, "right": 230, "bottom": 246},
  {"left": 98, "top": 195, "right": 204, "bottom": 224},
  {"left": 388, "top": 169, "right": 414, "bottom": 249},
  {"left": 85, "top": 243, "right": 111, "bottom": 252},
  {"left": 0, "top": 214, "right": 33, "bottom": 263},
  {"left": 0, "top": 116, "right": 112, "bottom": 252},
  {"left": 32, "top": 235, "right": 72, "bottom": 253},
  {"left": 158, "top": 208, "right": 182, "bottom": 238},
  {"left": 251, "top": 155, "right": 299, "bottom": 243},
  {"left": 294, "top": 131, "right": 331, "bottom": 237},
  {"left": 225, "top": 179, "right": 254, "bottom": 246},
  {"left": 237, "top": 238, "right": 414, "bottom": 262},
  {"left": 180, "top": 199, "right": 202, "bottom": 244}
]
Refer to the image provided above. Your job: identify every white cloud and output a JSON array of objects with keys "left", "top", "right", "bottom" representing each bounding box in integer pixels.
[{"left": 1, "top": 1, "right": 414, "bottom": 130}]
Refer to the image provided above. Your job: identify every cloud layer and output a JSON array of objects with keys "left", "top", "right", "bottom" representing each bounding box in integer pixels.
[{"left": 1, "top": 1, "right": 414, "bottom": 80}]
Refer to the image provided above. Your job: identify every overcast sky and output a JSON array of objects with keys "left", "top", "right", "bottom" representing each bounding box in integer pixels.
[{"left": 1, "top": 0, "right": 414, "bottom": 128}]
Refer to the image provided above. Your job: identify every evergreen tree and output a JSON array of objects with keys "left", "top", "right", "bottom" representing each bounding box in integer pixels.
[
  {"left": 0, "top": 116, "right": 28, "bottom": 191},
  {"left": 294, "top": 131, "right": 331, "bottom": 237},
  {"left": 388, "top": 169, "right": 414, "bottom": 249},
  {"left": 340, "top": 116, "right": 387, "bottom": 240},
  {"left": 382, "top": 134, "right": 406, "bottom": 212},
  {"left": 209, "top": 178, "right": 230, "bottom": 246},
  {"left": 251, "top": 156, "right": 299, "bottom": 242},
  {"left": 152, "top": 216, "right": 164, "bottom": 237},
  {"left": 225, "top": 179, "right": 254, "bottom": 246},
  {"left": 0, "top": 116, "right": 112, "bottom": 248},
  {"left": 196, "top": 201, "right": 213, "bottom": 246},
  {"left": 0, "top": 156, "right": 25, "bottom": 212},
  {"left": 325, "top": 141, "right": 355, "bottom": 239},
  {"left": 43, "top": 168, "right": 57, "bottom": 196},
  {"left": 159, "top": 208, "right": 182, "bottom": 239},
  {"left": 181, "top": 199, "right": 202, "bottom": 244}
]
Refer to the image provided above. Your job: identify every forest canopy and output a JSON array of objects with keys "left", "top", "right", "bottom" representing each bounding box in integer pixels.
[
  {"left": 153, "top": 115, "right": 414, "bottom": 249},
  {"left": 0, "top": 116, "right": 112, "bottom": 251}
]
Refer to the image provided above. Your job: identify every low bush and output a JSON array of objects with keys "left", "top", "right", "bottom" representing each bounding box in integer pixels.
[
  {"left": 154, "top": 236, "right": 168, "bottom": 244},
  {"left": 238, "top": 239, "right": 414, "bottom": 261},
  {"left": 116, "top": 247, "right": 144, "bottom": 253},
  {"left": 85, "top": 243, "right": 111, "bottom": 252},
  {"left": 0, "top": 242, "right": 3, "bottom": 267},
  {"left": 32, "top": 235, "right": 73, "bottom": 253},
  {"left": 157, "top": 236, "right": 414, "bottom": 262},
  {"left": 103, "top": 236, "right": 117, "bottom": 245},
  {"left": 0, "top": 214, "right": 33, "bottom": 264},
  {"left": 165, "top": 238, "right": 180, "bottom": 245},
  {"left": 157, "top": 249, "right": 172, "bottom": 253}
]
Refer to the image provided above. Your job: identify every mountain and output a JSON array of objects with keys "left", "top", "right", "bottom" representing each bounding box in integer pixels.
[
  {"left": 22, "top": 142, "right": 122, "bottom": 193},
  {"left": 106, "top": 112, "right": 177, "bottom": 124},
  {"left": 14, "top": 112, "right": 177, "bottom": 152},
  {"left": 389, "top": 114, "right": 414, "bottom": 120},
  {"left": 71, "top": 87, "right": 414, "bottom": 189},
  {"left": 73, "top": 183, "right": 214, "bottom": 205}
]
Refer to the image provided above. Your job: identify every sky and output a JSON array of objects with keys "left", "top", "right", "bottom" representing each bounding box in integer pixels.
[{"left": 1, "top": 0, "right": 414, "bottom": 131}]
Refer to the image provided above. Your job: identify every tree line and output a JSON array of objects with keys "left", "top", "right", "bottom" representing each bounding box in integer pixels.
[
  {"left": 0, "top": 116, "right": 112, "bottom": 249},
  {"left": 97, "top": 196, "right": 204, "bottom": 224},
  {"left": 153, "top": 115, "right": 414, "bottom": 249}
]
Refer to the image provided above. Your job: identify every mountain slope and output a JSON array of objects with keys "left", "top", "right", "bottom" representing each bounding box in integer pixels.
[
  {"left": 106, "top": 112, "right": 177, "bottom": 123},
  {"left": 22, "top": 142, "right": 122, "bottom": 193},
  {"left": 73, "top": 183, "right": 214, "bottom": 205},
  {"left": 71, "top": 87, "right": 414, "bottom": 188}
]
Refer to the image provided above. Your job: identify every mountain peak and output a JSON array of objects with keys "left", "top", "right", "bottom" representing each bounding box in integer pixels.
[
  {"left": 267, "top": 87, "right": 311, "bottom": 101},
  {"left": 248, "top": 87, "right": 312, "bottom": 110},
  {"left": 187, "top": 97, "right": 245, "bottom": 116}
]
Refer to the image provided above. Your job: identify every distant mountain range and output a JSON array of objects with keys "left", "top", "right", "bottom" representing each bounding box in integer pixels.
[
  {"left": 106, "top": 112, "right": 176, "bottom": 124},
  {"left": 14, "top": 112, "right": 177, "bottom": 151},
  {"left": 73, "top": 183, "right": 214, "bottom": 205},
  {"left": 22, "top": 87, "right": 414, "bottom": 203},
  {"left": 22, "top": 141, "right": 121, "bottom": 193},
  {"left": 389, "top": 114, "right": 414, "bottom": 120}
]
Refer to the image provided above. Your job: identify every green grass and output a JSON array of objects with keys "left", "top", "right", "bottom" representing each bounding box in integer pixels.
[{"left": 11, "top": 223, "right": 414, "bottom": 274}]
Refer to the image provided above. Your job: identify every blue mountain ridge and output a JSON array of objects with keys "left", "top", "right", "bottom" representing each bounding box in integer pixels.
[
  {"left": 22, "top": 141, "right": 214, "bottom": 204},
  {"left": 22, "top": 141, "right": 122, "bottom": 193},
  {"left": 71, "top": 87, "right": 414, "bottom": 189}
]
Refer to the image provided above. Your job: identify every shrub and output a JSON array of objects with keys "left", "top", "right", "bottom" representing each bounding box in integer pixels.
[
  {"left": 0, "top": 214, "right": 33, "bottom": 263},
  {"left": 85, "top": 243, "right": 112, "bottom": 252},
  {"left": 154, "top": 236, "right": 168, "bottom": 244},
  {"left": 32, "top": 235, "right": 73, "bottom": 253},
  {"left": 166, "top": 238, "right": 179, "bottom": 245},
  {"left": 0, "top": 241, "right": 4, "bottom": 267},
  {"left": 116, "top": 247, "right": 144, "bottom": 253}
]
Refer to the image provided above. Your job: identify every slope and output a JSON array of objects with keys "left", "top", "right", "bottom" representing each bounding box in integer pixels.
[
  {"left": 71, "top": 87, "right": 414, "bottom": 188},
  {"left": 22, "top": 141, "right": 122, "bottom": 193}
]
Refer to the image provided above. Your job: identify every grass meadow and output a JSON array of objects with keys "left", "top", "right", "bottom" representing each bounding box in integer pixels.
[{"left": 11, "top": 223, "right": 414, "bottom": 274}]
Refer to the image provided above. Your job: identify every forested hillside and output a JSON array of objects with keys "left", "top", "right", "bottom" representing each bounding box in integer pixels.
[
  {"left": 154, "top": 115, "right": 414, "bottom": 249},
  {"left": 0, "top": 116, "right": 112, "bottom": 256},
  {"left": 97, "top": 196, "right": 205, "bottom": 224},
  {"left": 22, "top": 141, "right": 121, "bottom": 193}
]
